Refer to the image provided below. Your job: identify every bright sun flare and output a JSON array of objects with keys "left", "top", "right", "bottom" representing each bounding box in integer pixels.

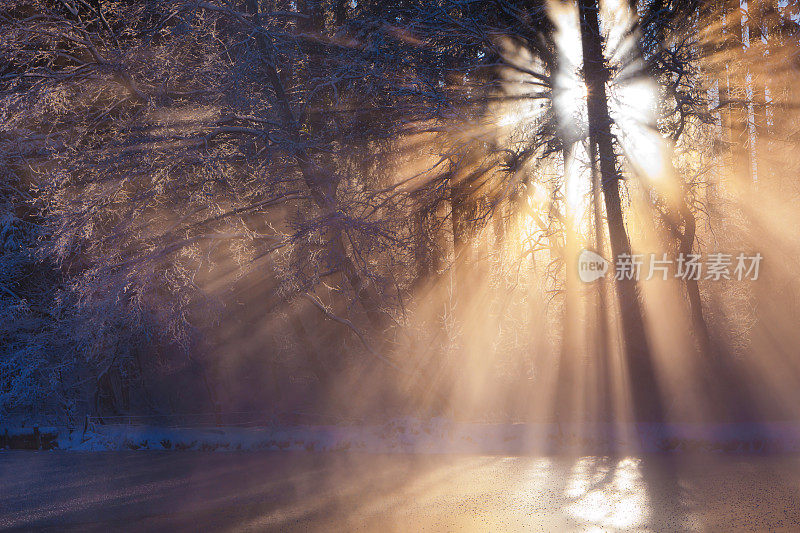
[{"left": 503, "top": 0, "right": 666, "bottom": 237}]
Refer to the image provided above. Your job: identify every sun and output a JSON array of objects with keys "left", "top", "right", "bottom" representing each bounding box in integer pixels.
[
  {"left": 491, "top": 0, "right": 669, "bottom": 246},
  {"left": 548, "top": 0, "right": 668, "bottom": 197}
]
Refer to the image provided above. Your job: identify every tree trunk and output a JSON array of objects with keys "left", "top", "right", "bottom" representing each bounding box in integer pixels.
[
  {"left": 334, "top": 0, "right": 347, "bottom": 25},
  {"left": 589, "top": 141, "right": 614, "bottom": 424},
  {"left": 578, "top": 0, "right": 665, "bottom": 423},
  {"left": 246, "top": 0, "right": 389, "bottom": 331}
]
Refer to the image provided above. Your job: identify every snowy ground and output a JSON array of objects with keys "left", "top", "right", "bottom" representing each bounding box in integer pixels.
[
  {"left": 51, "top": 419, "right": 800, "bottom": 454},
  {"left": 2, "top": 451, "right": 800, "bottom": 531}
]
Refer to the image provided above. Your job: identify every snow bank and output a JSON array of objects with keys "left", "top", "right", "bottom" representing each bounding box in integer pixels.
[{"left": 51, "top": 419, "right": 800, "bottom": 454}]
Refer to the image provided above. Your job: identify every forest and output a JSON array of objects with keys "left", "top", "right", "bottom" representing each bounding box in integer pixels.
[{"left": 1, "top": 0, "right": 800, "bottom": 428}]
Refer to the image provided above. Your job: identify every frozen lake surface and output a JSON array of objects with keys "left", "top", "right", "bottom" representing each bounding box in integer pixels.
[{"left": 2, "top": 451, "right": 800, "bottom": 531}]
